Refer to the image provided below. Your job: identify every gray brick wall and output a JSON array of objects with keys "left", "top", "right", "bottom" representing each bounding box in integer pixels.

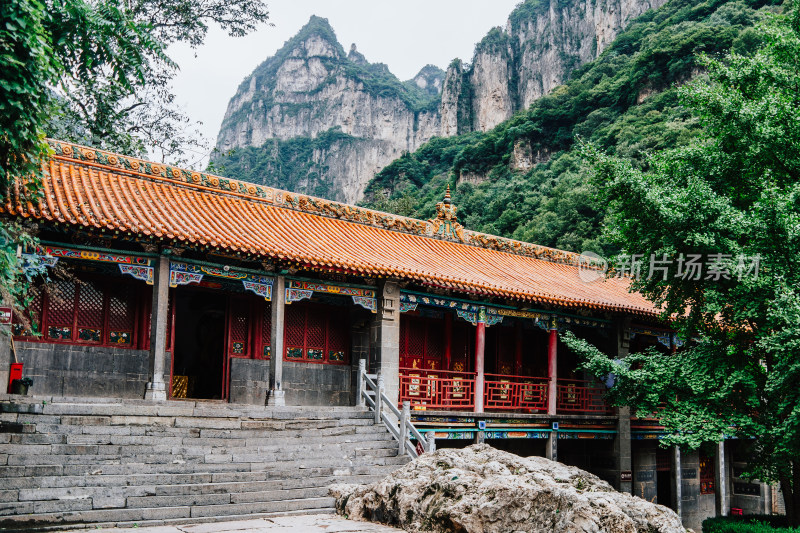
[
  {"left": 228, "top": 358, "right": 269, "bottom": 405},
  {"left": 14, "top": 341, "right": 151, "bottom": 398},
  {"left": 633, "top": 441, "right": 658, "bottom": 503},
  {"left": 282, "top": 361, "right": 351, "bottom": 406}
]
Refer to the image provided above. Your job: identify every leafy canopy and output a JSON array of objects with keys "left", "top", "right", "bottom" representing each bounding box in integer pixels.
[
  {"left": 562, "top": 1, "right": 800, "bottom": 522},
  {"left": 0, "top": 0, "right": 269, "bottom": 323}
]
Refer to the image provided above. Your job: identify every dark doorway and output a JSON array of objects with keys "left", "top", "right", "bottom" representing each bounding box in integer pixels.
[
  {"left": 173, "top": 289, "right": 226, "bottom": 400},
  {"left": 657, "top": 470, "right": 674, "bottom": 509}
]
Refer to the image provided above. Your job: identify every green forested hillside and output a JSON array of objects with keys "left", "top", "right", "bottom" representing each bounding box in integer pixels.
[{"left": 361, "top": 0, "right": 780, "bottom": 256}]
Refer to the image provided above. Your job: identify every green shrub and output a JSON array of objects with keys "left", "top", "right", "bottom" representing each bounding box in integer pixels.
[{"left": 703, "top": 516, "right": 796, "bottom": 533}]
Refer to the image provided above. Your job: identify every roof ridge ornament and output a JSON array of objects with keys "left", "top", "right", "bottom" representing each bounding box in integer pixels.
[{"left": 429, "top": 185, "right": 465, "bottom": 242}]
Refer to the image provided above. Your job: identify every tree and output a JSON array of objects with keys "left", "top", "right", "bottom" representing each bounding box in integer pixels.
[
  {"left": 563, "top": 1, "right": 800, "bottom": 522},
  {"left": 0, "top": 0, "right": 270, "bottom": 324}
]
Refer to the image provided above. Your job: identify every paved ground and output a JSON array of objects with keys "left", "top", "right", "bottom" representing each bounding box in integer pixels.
[{"left": 77, "top": 515, "right": 402, "bottom": 533}]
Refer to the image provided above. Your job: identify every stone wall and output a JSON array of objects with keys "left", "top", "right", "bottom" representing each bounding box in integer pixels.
[
  {"left": 13, "top": 341, "right": 153, "bottom": 399},
  {"left": 281, "top": 361, "right": 352, "bottom": 406},
  {"left": 228, "top": 357, "right": 270, "bottom": 405},
  {"left": 633, "top": 440, "right": 658, "bottom": 503}
]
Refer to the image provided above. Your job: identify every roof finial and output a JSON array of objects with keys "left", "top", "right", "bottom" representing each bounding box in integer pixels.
[{"left": 429, "top": 184, "right": 464, "bottom": 241}]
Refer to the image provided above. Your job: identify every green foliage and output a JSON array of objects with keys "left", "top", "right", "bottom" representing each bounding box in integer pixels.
[
  {"left": 703, "top": 516, "right": 796, "bottom": 533},
  {"left": 564, "top": 1, "right": 800, "bottom": 523},
  {"left": 0, "top": 0, "right": 57, "bottom": 193},
  {"left": 508, "top": 0, "right": 554, "bottom": 32},
  {"left": 1, "top": 0, "right": 270, "bottom": 323},
  {"left": 363, "top": 0, "right": 777, "bottom": 254},
  {"left": 0, "top": 222, "right": 49, "bottom": 329},
  {"left": 212, "top": 128, "right": 358, "bottom": 200}
]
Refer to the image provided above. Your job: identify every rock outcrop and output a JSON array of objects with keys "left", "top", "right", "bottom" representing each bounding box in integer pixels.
[
  {"left": 442, "top": 0, "right": 669, "bottom": 134},
  {"left": 331, "top": 444, "right": 685, "bottom": 533},
  {"left": 214, "top": 16, "right": 443, "bottom": 204}
]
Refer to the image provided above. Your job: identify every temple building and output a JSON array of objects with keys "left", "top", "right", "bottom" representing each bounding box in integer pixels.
[{"left": 0, "top": 140, "right": 781, "bottom": 528}]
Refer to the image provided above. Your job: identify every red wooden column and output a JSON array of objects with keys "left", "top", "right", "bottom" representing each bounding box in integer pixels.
[
  {"left": 547, "top": 318, "right": 558, "bottom": 416},
  {"left": 444, "top": 313, "right": 453, "bottom": 370},
  {"left": 474, "top": 307, "right": 486, "bottom": 413},
  {"left": 514, "top": 323, "right": 523, "bottom": 375}
]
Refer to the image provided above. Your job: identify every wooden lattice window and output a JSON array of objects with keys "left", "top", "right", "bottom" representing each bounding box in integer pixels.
[
  {"left": 16, "top": 276, "right": 140, "bottom": 348},
  {"left": 700, "top": 455, "right": 715, "bottom": 494},
  {"left": 107, "top": 284, "right": 136, "bottom": 345},
  {"left": 400, "top": 316, "right": 444, "bottom": 370},
  {"left": 227, "top": 297, "right": 249, "bottom": 356},
  {"left": 283, "top": 303, "right": 349, "bottom": 364}
]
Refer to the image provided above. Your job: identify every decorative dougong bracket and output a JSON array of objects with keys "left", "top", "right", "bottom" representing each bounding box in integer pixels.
[
  {"left": 352, "top": 296, "right": 377, "bottom": 313},
  {"left": 399, "top": 302, "right": 418, "bottom": 313},
  {"left": 456, "top": 307, "right": 503, "bottom": 327},
  {"left": 284, "top": 280, "right": 376, "bottom": 311},
  {"left": 285, "top": 288, "right": 313, "bottom": 304},
  {"left": 243, "top": 280, "right": 273, "bottom": 301},
  {"left": 169, "top": 262, "right": 204, "bottom": 288},
  {"left": 119, "top": 264, "right": 154, "bottom": 285}
]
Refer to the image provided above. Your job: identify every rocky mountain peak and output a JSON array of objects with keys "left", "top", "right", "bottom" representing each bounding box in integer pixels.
[
  {"left": 347, "top": 43, "right": 367, "bottom": 65},
  {"left": 410, "top": 64, "right": 445, "bottom": 98},
  {"left": 214, "top": 16, "right": 443, "bottom": 204}
]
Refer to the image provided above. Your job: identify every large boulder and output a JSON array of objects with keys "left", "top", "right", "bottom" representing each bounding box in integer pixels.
[{"left": 330, "top": 444, "right": 685, "bottom": 533}]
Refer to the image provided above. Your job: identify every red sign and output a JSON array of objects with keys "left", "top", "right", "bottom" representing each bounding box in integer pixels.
[{"left": 0, "top": 307, "right": 11, "bottom": 325}]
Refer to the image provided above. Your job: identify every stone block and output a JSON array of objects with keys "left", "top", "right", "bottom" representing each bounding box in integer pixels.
[
  {"left": 128, "top": 493, "right": 230, "bottom": 508},
  {"left": 174, "top": 417, "right": 241, "bottom": 429},
  {"left": 91, "top": 496, "right": 127, "bottom": 509},
  {"left": 59, "top": 415, "right": 111, "bottom": 426},
  {"left": 110, "top": 415, "right": 174, "bottom": 426},
  {"left": 0, "top": 501, "right": 34, "bottom": 516},
  {"left": 33, "top": 497, "right": 93, "bottom": 513}
]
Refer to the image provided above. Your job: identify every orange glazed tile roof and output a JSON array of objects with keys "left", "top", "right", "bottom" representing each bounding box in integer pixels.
[{"left": 1, "top": 140, "right": 658, "bottom": 316}]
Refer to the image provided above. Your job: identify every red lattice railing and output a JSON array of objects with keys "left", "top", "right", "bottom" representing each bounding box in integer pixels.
[
  {"left": 556, "top": 379, "right": 610, "bottom": 413},
  {"left": 399, "top": 370, "right": 611, "bottom": 414},
  {"left": 484, "top": 374, "right": 548, "bottom": 412},
  {"left": 399, "top": 368, "right": 475, "bottom": 410}
]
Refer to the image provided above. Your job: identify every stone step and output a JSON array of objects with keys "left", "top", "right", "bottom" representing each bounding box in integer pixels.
[
  {"left": 1, "top": 400, "right": 374, "bottom": 421},
  {"left": 1, "top": 452, "right": 408, "bottom": 477},
  {"left": 0, "top": 397, "right": 412, "bottom": 530},
  {"left": 30, "top": 420, "right": 380, "bottom": 439},
  {"left": 0, "top": 467, "right": 398, "bottom": 493},
  {"left": 0, "top": 437, "right": 398, "bottom": 457},
  {"left": 1, "top": 442, "right": 400, "bottom": 467},
  {"left": 44, "top": 428, "right": 392, "bottom": 447},
  {"left": 2, "top": 508, "right": 337, "bottom": 533},
  {"left": 18, "top": 474, "right": 385, "bottom": 500},
  {"left": 0, "top": 497, "right": 335, "bottom": 528},
  {"left": 190, "top": 495, "right": 335, "bottom": 518}
]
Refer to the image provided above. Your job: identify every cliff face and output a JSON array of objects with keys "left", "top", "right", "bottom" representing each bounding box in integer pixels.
[
  {"left": 214, "top": 16, "right": 443, "bottom": 204},
  {"left": 442, "top": 0, "right": 668, "bottom": 134},
  {"left": 215, "top": 2, "right": 666, "bottom": 202}
]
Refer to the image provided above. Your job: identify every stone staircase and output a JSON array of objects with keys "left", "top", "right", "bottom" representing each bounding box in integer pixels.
[{"left": 0, "top": 396, "right": 410, "bottom": 531}]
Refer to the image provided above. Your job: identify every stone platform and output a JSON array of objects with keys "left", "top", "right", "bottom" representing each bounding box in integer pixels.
[
  {"left": 0, "top": 395, "right": 410, "bottom": 531},
  {"left": 76, "top": 514, "right": 402, "bottom": 532}
]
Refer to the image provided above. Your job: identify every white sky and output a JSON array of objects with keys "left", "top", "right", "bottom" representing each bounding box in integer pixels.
[{"left": 167, "top": 0, "right": 520, "bottom": 166}]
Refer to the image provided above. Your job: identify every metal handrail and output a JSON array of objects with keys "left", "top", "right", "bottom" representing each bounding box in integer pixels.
[{"left": 357, "top": 359, "right": 434, "bottom": 459}]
